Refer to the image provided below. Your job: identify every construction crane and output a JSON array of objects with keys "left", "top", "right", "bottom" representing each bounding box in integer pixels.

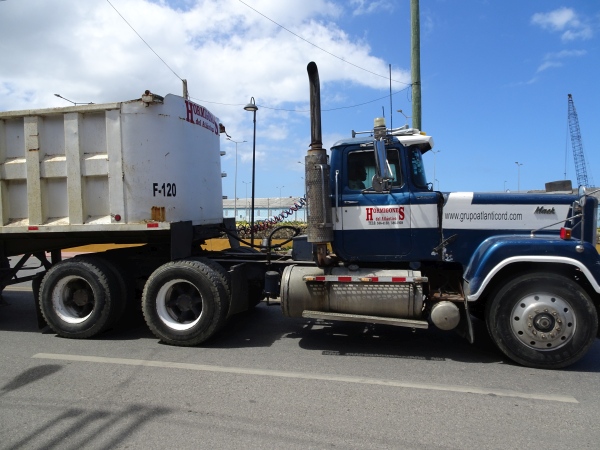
[{"left": 567, "top": 93, "right": 594, "bottom": 187}]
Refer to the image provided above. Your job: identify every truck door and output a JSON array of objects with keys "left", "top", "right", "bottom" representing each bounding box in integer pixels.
[{"left": 339, "top": 148, "right": 412, "bottom": 260}]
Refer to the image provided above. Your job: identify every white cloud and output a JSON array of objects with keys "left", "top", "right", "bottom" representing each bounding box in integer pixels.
[
  {"left": 0, "top": 0, "right": 408, "bottom": 140},
  {"left": 0, "top": 0, "right": 410, "bottom": 200},
  {"left": 536, "top": 49, "right": 587, "bottom": 72},
  {"left": 350, "top": 0, "right": 394, "bottom": 16},
  {"left": 531, "top": 7, "right": 593, "bottom": 41},
  {"left": 544, "top": 49, "right": 587, "bottom": 59},
  {"left": 536, "top": 61, "right": 562, "bottom": 73},
  {"left": 532, "top": 7, "right": 577, "bottom": 31}
]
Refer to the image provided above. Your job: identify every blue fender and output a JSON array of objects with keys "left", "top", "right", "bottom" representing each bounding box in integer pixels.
[{"left": 463, "top": 235, "right": 600, "bottom": 300}]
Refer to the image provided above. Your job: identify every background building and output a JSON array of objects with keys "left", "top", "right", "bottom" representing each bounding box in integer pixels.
[{"left": 223, "top": 197, "right": 306, "bottom": 222}]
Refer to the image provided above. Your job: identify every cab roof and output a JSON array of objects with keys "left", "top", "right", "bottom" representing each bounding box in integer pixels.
[{"left": 331, "top": 131, "right": 434, "bottom": 153}]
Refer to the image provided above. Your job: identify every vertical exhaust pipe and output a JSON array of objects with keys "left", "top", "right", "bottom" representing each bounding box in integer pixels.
[
  {"left": 305, "top": 62, "right": 333, "bottom": 266},
  {"left": 308, "top": 62, "right": 323, "bottom": 151}
]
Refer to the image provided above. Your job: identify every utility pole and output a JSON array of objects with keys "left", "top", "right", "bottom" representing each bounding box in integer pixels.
[{"left": 411, "top": 0, "right": 422, "bottom": 131}]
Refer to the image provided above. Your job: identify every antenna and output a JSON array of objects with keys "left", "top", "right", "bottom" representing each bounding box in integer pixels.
[{"left": 389, "top": 64, "right": 393, "bottom": 130}]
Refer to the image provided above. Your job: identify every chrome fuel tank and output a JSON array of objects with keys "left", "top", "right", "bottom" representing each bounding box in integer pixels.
[{"left": 281, "top": 265, "right": 424, "bottom": 319}]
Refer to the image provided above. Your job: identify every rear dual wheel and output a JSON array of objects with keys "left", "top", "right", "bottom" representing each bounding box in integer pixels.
[
  {"left": 39, "top": 258, "right": 122, "bottom": 339},
  {"left": 142, "top": 259, "right": 229, "bottom": 346}
]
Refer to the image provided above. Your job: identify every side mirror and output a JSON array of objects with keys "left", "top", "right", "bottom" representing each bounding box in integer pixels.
[
  {"left": 578, "top": 185, "right": 587, "bottom": 207},
  {"left": 373, "top": 139, "right": 393, "bottom": 192}
]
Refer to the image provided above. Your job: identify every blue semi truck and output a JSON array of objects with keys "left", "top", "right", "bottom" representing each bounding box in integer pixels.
[{"left": 278, "top": 62, "right": 600, "bottom": 370}]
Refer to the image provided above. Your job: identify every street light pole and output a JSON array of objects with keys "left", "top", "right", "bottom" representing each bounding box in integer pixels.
[
  {"left": 226, "top": 137, "right": 246, "bottom": 221},
  {"left": 244, "top": 97, "right": 258, "bottom": 246},
  {"left": 504, "top": 180, "right": 507, "bottom": 192},
  {"left": 515, "top": 162, "right": 523, "bottom": 192}
]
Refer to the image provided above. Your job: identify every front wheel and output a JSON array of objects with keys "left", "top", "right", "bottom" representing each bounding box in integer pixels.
[{"left": 486, "top": 273, "right": 598, "bottom": 369}]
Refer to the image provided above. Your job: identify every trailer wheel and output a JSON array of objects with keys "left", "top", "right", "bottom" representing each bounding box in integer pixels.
[
  {"left": 39, "top": 259, "right": 119, "bottom": 338},
  {"left": 74, "top": 256, "right": 129, "bottom": 328},
  {"left": 486, "top": 273, "right": 598, "bottom": 369},
  {"left": 190, "top": 257, "right": 231, "bottom": 325},
  {"left": 142, "top": 259, "right": 228, "bottom": 346},
  {"left": 32, "top": 272, "right": 47, "bottom": 329}
]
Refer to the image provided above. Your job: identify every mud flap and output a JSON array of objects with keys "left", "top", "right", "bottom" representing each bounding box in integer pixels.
[
  {"left": 455, "top": 296, "right": 475, "bottom": 344},
  {"left": 170, "top": 221, "right": 193, "bottom": 260},
  {"left": 228, "top": 263, "right": 249, "bottom": 316}
]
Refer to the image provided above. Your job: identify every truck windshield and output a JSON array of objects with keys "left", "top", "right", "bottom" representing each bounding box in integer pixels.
[{"left": 409, "top": 148, "right": 428, "bottom": 188}]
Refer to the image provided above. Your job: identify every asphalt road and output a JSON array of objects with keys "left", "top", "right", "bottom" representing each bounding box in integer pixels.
[{"left": 1, "top": 287, "right": 600, "bottom": 450}]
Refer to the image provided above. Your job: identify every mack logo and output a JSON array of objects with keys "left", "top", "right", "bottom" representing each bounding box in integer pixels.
[{"left": 534, "top": 206, "right": 556, "bottom": 215}]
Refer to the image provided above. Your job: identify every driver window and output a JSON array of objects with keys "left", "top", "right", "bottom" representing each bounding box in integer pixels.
[
  {"left": 348, "top": 152, "right": 371, "bottom": 190},
  {"left": 347, "top": 149, "right": 402, "bottom": 191}
]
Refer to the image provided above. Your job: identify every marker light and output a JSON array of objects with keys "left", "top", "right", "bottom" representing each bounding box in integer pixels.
[
  {"left": 374, "top": 117, "right": 386, "bottom": 128},
  {"left": 560, "top": 228, "right": 572, "bottom": 240}
]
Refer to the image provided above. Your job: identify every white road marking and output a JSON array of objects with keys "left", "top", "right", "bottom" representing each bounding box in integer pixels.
[
  {"left": 32, "top": 353, "right": 578, "bottom": 403},
  {"left": 5, "top": 286, "right": 32, "bottom": 292}
]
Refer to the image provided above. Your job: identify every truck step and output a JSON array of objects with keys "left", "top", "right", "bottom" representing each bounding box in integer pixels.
[
  {"left": 430, "top": 292, "right": 465, "bottom": 302},
  {"left": 302, "top": 310, "right": 429, "bottom": 329}
]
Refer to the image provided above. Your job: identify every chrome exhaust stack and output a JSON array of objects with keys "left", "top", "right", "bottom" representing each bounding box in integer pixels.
[{"left": 305, "top": 62, "right": 333, "bottom": 266}]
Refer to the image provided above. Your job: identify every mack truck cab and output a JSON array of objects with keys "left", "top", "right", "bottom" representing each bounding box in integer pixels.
[{"left": 280, "top": 62, "right": 600, "bottom": 370}]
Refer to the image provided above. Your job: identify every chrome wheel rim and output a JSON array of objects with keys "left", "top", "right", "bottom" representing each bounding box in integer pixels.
[
  {"left": 156, "top": 279, "right": 204, "bottom": 331},
  {"left": 52, "top": 275, "right": 94, "bottom": 324},
  {"left": 510, "top": 292, "right": 576, "bottom": 350}
]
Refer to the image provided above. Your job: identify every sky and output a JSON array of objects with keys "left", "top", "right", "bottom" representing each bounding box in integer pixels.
[{"left": 1, "top": 0, "right": 599, "bottom": 203}]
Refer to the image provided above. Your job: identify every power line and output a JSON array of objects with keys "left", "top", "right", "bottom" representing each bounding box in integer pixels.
[
  {"left": 190, "top": 86, "right": 410, "bottom": 113},
  {"left": 107, "top": 0, "right": 411, "bottom": 113},
  {"left": 106, "top": 0, "right": 182, "bottom": 81},
  {"left": 238, "top": 0, "right": 410, "bottom": 86}
]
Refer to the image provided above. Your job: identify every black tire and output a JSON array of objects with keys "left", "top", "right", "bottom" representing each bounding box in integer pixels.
[
  {"left": 190, "top": 257, "right": 231, "bottom": 323},
  {"left": 74, "top": 255, "right": 129, "bottom": 328},
  {"left": 141, "top": 259, "right": 228, "bottom": 346},
  {"left": 485, "top": 273, "right": 598, "bottom": 369},
  {"left": 39, "top": 259, "right": 119, "bottom": 339},
  {"left": 32, "top": 272, "right": 47, "bottom": 328}
]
